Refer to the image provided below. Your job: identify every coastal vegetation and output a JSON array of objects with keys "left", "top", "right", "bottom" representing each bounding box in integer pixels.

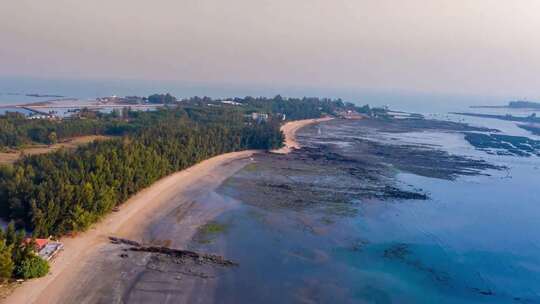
[
  {"left": 0, "top": 112, "right": 129, "bottom": 149},
  {"left": 216, "top": 95, "right": 363, "bottom": 120},
  {"left": 0, "top": 96, "right": 369, "bottom": 237},
  {"left": 0, "top": 222, "right": 49, "bottom": 281},
  {"left": 0, "top": 95, "right": 369, "bottom": 149},
  {"left": 147, "top": 93, "right": 177, "bottom": 104},
  {"left": 0, "top": 107, "right": 282, "bottom": 236}
]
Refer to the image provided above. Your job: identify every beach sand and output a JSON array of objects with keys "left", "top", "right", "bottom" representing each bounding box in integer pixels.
[
  {"left": 2, "top": 118, "right": 328, "bottom": 304},
  {"left": 272, "top": 117, "right": 333, "bottom": 154}
]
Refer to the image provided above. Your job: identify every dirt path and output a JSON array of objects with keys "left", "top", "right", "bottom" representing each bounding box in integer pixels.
[{"left": 0, "top": 135, "right": 111, "bottom": 164}]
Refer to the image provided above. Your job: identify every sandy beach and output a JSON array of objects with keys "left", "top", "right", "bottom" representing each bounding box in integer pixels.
[
  {"left": 272, "top": 117, "right": 333, "bottom": 154},
  {"left": 2, "top": 118, "right": 327, "bottom": 304}
]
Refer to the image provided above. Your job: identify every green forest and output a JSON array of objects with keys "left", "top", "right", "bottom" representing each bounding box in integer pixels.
[
  {"left": 0, "top": 96, "right": 371, "bottom": 238},
  {"left": 182, "top": 95, "right": 371, "bottom": 120},
  {"left": 0, "top": 105, "right": 284, "bottom": 237},
  {"left": 0, "top": 95, "right": 369, "bottom": 149},
  {"left": 0, "top": 111, "right": 131, "bottom": 148}
]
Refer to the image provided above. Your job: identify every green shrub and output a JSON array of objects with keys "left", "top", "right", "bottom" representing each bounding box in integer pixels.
[{"left": 15, "top": 255, "right": 49, "bottom": 279}]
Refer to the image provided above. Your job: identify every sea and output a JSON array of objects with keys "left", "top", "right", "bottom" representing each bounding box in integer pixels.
[
  {"left": 193, "top": 110, "right": 540, "bottom": 303},
  {"left": 2, "top": 77, "right": 539, "bottom": 303},
  {"left": 0, "top": 75, "right": 518, "bottom": 112}
]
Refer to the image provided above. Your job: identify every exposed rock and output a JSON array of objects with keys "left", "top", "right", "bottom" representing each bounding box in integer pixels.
[{"left": 108, "top": 236, "right": 237, "bottom": 267}]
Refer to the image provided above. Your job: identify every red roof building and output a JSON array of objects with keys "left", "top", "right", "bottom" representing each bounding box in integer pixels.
[{"left": 23, "top": 238, "right": 49, "bottom": 251}]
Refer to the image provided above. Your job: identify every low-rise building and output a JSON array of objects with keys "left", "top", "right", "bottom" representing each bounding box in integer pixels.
[
  {"left": 38, "top": 242, "right": 64, "bottom": 261},
  {"left": 250, "top": 112, "right": 269, "bottom": 122},
  {"left": 220, "top": 100, "right": 243, "bottom": 106},
  {"left": 27, "top": 114, "right": 56, "bottom": 120},
  {"left": 24, "top": 238, "right": 64, "bottom": 261}
]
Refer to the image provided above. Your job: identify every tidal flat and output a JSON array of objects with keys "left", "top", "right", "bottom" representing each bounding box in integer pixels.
[
  {"left": 38, "top": 116, "right": 539, "bottom": 304},
  {"left": 195, "top": 117, "right": 539, "bottom": 304}
]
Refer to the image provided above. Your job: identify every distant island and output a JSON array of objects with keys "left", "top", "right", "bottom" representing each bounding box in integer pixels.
[
  {"left": 451, "top": 112, "right": 539, "bottom": 123},
  {"left": 26, "top": 93, "right": 65, "bottom": 98},
  {"left": 452, "top": 111, "right": 540, "bottom": 136},
  {"left": 0, "top": 92, "right": 66, "bottom": 98},
  {"left": 519, "top": 124, "right": 540, "bottom": 135},
  {"left": 507, "top": 100, "right": 540, "bottom": 109},
  {"left": 471, "top": 100, "right": 540, "bottom": 109}
]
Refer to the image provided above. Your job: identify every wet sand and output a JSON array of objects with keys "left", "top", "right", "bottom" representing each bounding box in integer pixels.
[
  {"left": 197, "top": 116, "right": 523, "bottom": 303},
  {"left": 3, "top": 118, "right": 326, "bottom": 304}
]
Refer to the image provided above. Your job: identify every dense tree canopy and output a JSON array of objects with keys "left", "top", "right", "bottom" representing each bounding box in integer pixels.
[
  {"left": 0, "top": 96, "right": 374, "bottom": 237},
  {"left": 181, "top": 95, "right": 372, "bottom": 120},
  {"left": 0, "top": 112, "right": 131, "bottom": 148},
  {"left": 0, "top": 106, "right": 283, "bottom": 236},
  {"left": 148, "top": 93, "right": 177, "bottom": 104},
  {"left": 0, "top": 95, "right": 373, "bottom": 149}
]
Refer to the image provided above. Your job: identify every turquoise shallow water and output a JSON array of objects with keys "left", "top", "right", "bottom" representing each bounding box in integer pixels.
[{"left": 193, "top": 114, "right": 540, "bottom": 304}]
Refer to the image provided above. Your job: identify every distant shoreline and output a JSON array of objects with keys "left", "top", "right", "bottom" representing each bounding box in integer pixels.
[
  {"left": 470, "top": 100, "right": 540, "bottom": 110},
  {"left": 452, "top": 112, "right": 540, "bottom": 124},
  {"left": 470, "top": 105, "right": 508, "bottom": 109},
  {"left": 0, "top": 101, "right": 164, "bottom": 109}
]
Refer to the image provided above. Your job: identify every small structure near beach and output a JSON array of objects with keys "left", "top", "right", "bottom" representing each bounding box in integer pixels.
[
  {"left": 248, "top": 112, "right": 269, "bottom": 122},
  {"left": 38, "top": 242, "right": 64, "bottom": 261},
  {"left": 24, "top": 238, "right": 64, "bottom": 261}
]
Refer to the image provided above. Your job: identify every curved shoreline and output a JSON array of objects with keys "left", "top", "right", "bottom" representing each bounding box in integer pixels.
[
  {"left": 273, "top": 117, "right": 334, "bottom": 154},
  {"left": 2, "top": 117, "right": 330, "bottom": 304}
]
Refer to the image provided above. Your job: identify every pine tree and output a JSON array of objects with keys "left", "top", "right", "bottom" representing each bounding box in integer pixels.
[{"left": 0, "top": 240, "right": 14, "bottom": 280}]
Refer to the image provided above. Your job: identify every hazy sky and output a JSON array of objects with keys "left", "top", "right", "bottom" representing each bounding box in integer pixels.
[{"left": 1, "top": 0, "right": 540, "bottom": 97}]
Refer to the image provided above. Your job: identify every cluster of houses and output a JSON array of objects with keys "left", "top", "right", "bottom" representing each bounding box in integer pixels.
[
  {"left": 335, "top": 110, "right": 366, "bottom": 120},
  {"left": 249, "top": 112, "right": 269, "bottom": 122},
  {"left": 20, "top": 94, "right": 284, "bottom": 125},
  {"left": 27, "top": 113, "right": 57, "bottom": 120},
  {"left": 220, "top": 100, "right": 242, "bottom": 106},
  {"left": 97, "top": 96, "right": 145, "bottom": 105}
]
